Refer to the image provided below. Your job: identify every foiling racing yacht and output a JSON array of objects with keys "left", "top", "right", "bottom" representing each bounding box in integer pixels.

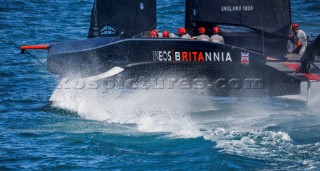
[{"left": 21, "top": 0, "right": 320, "bottom": 97}]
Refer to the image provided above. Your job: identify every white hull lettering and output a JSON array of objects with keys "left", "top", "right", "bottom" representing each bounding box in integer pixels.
[
  {"left": 153, "top": 51, "right": 172, "bottom": 62},
  {"left": 226, "top": 53, "right": 232, "bottom": 62},
  {"left": 154, "top": 51, "right": 233, "bottom": 62},
  {"left": 175, "top": 52, "right": 181, "bottom": 61},
  {"left": 213, "top": 52, "right": 220, "bottom": 61},
  {"left": 205, "top": 52, "right": 212, "bottom": 62}
]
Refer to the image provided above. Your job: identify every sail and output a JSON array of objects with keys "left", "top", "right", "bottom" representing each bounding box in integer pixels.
[
  {"left": 186, "top": 0, "right": 291, "bottom": 37},
  {"left": 88, "top": 0, "right": 156, "bottom": 38},
  {"left": 185, "top": 0, "right": 292, "bottom": 56}
]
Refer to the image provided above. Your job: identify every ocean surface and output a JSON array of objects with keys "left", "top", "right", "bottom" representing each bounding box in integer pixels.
[{"left": 1, "top": 0, "right": 320, "bottom": 170}]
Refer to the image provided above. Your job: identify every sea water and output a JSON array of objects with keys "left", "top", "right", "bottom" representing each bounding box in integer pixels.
[{"left": 1, "top": 0, "right": 320, "bottom": 170}]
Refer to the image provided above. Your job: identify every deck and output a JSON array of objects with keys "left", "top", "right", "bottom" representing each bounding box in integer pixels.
[{"left": 267, "top": 54, "right": 320, "bottom": 82}]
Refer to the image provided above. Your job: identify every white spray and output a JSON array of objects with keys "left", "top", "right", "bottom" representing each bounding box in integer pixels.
[{"left": 50, "top": 73, "right": 320, "bottom": 169}]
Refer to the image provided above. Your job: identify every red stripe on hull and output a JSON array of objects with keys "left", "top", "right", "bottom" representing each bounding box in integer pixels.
[{"left": 284, "top": 63, "right": 320, "bottom": 81}]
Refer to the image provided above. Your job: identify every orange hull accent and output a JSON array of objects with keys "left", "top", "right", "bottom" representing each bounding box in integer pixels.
[{"left": 20, "top": 44, "right": 49, "bottom": 53}]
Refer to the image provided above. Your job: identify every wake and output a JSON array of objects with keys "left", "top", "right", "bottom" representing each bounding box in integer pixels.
[{"left": 50, "top": 78, "right": 320, "bottom": 169}]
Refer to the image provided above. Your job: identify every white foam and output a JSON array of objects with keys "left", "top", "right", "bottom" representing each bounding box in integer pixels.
[
  {"left": 205, "top": 129, "right": 292, "bottom": 158},
  {"left": 50, "top": 77, "right": 214, "bottom": 138},
  {"left": 50, "top": 78, "right": 320, "bottom": 169}
]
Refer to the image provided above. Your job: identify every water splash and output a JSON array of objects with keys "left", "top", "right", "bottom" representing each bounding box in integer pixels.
[
  {"left": 50, "top": 77, "right": 320, "bottom": 169},
  {"left": 50, "top": 75, "right": 216, "bottom": 138},
  {"left": 307, "top": 82, "right": 320, "bottom": 110}
]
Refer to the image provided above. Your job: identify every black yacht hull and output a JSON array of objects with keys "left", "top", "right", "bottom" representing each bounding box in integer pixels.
[
  {"left": 47, "top": 37, "right": 301, "bottom": 96},
  {"left": 104, "top": 63, "right": 300, "bottom": 97},
  {"left": 48, "top": 37, "right": 266, "bottom": 77}
]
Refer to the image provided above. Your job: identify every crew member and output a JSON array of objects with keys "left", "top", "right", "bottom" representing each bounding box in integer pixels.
[
  {"left": 292, "top": 23, "right": 307, "bottom": 55},
  {"left": 210, "top": 26, "right": 224, "bottom": 44},
  {"left": 162, "top": 30, "right": 170, "bottom": 38},
  {"left": 195, "top": 27, "right": 210, "bottom": 42},
  {"left": 150, "top": 30, "right": 158, "bottom": 37},
  {"left": 177, "top": 27, "right": 191, "bottom": 39},
  {"left": 169, "top": 32, "right": 179, "bottom": 38}
]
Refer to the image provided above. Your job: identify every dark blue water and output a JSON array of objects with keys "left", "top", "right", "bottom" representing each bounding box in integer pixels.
[{"left": 1, "top": 0, "right": 320, "bottom": 170}]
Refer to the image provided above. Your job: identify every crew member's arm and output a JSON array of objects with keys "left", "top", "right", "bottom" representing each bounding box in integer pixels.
[{"left": 295, "top": 41, "right": 302, "bottom": 49}]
